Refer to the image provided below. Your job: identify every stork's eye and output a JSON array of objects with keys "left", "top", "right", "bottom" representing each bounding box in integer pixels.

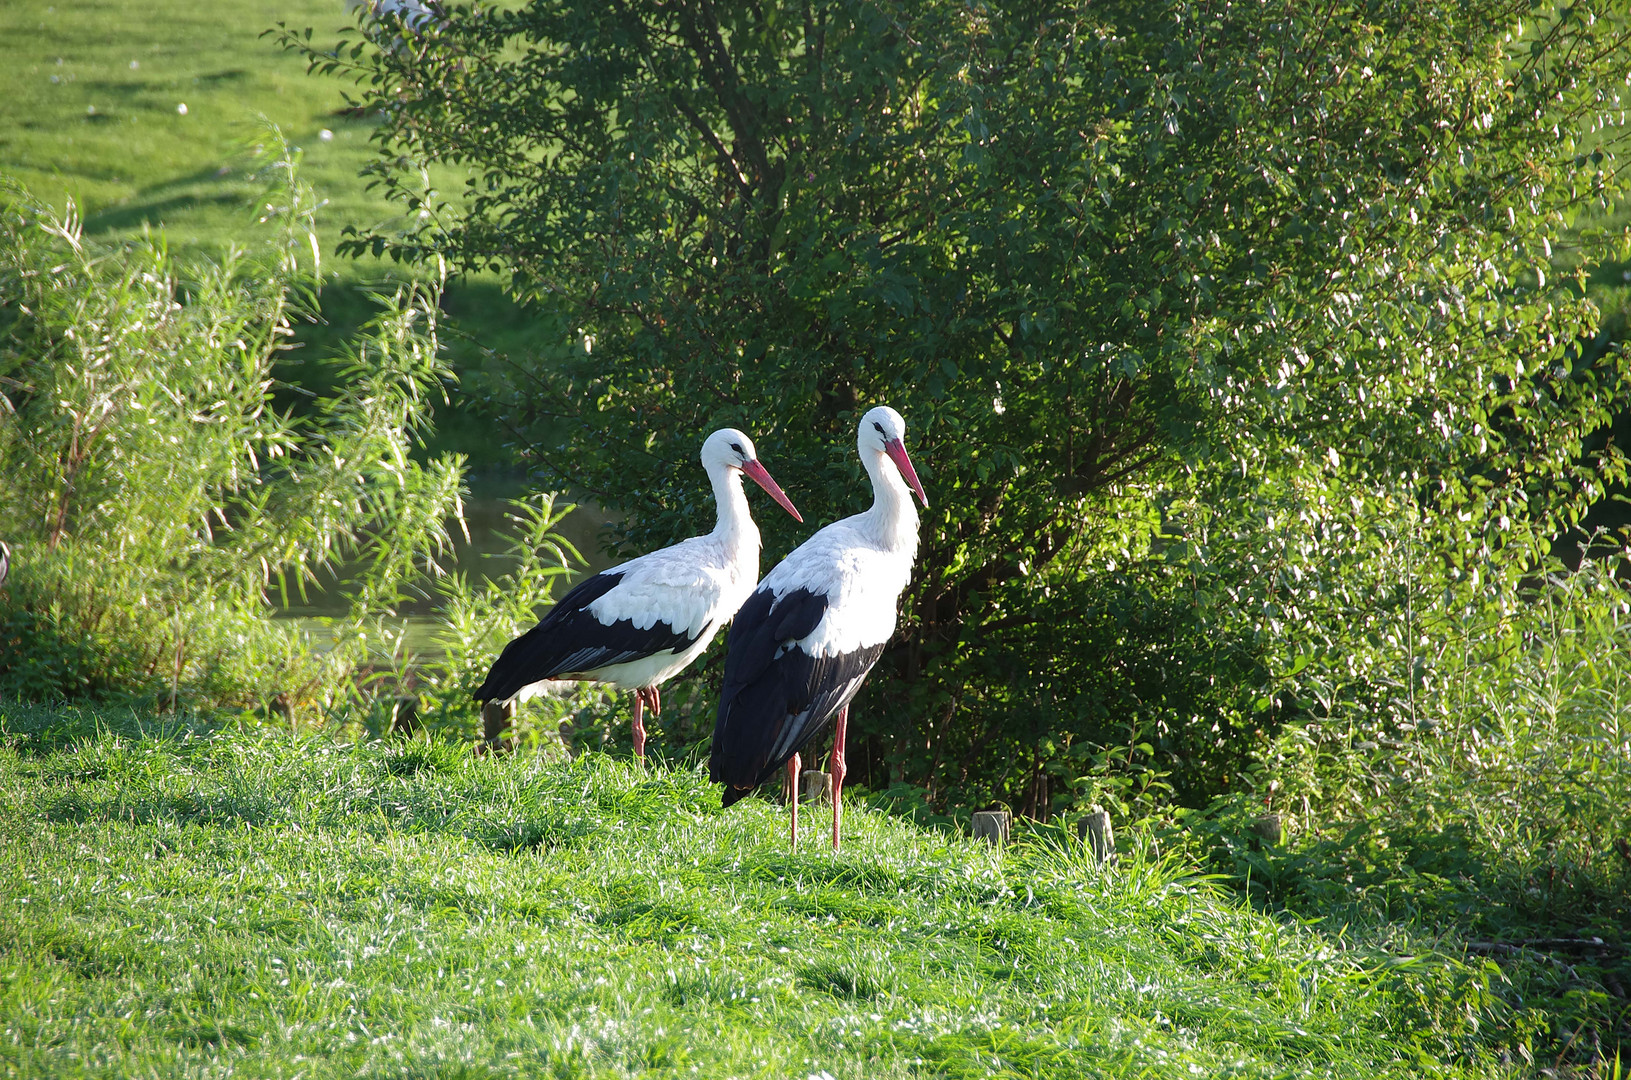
[
  {"left": 873, "top": 422, "right": 885, "bottom": 434},
  {"left": 730, "top": 442, "right": 745, "bottom": 456}
]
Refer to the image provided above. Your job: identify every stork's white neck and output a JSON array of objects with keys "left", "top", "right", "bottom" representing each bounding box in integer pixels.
[
  {"left": 708, "top": 464, "right": 761, "bottom": 557},
  {"left": 860, "top": 448, "right": 920, "bottom": 554}
]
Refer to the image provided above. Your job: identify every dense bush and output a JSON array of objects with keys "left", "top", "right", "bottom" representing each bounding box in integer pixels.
[
  {"left": 1180, "top": 553, "right": 1631, "bottom": 1060},
  {"left": 286, "top": 1, "right": 1631, "bottom": 812},
  {"left": 0, "top": 147, "right": 471, "bottom": 709}
]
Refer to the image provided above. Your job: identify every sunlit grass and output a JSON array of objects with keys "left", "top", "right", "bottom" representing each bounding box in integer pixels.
[
  {"left": 0, "top": 0, "right": 394, "bottom": 256},
  {"left": 0, "top": 0, "right": 548, "bottom": 466},
  {"left": 0, "top": 705, "right": 1513, "bottom": 1079}
]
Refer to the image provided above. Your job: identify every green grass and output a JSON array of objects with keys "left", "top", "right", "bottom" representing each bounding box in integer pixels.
[
  {"left": 0, "top": 0, "right": 545, "bottom": 470},
  {"left": 0, "top": 0, "right": 387, "bottom": 253},
  {"left": 0, "top": 705, "right": 1528, "bottom": 1079}
]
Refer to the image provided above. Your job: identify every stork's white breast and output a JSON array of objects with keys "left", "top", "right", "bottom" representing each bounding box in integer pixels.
[{"left": 760, "top": 519, "right": 915, "bottom": 657}]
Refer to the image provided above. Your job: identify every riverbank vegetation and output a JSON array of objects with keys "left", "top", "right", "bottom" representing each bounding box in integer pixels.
[
  {"left": 284, "top": 0, "right": 1631, "bottom": 820},
  {"left": 0, "top": 150, "right": 585, "bottom": 732}
]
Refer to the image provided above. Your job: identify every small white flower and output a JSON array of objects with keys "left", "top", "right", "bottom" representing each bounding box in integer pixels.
[{"left": 176, "top": 102, "right": 188, "bottom": 115}]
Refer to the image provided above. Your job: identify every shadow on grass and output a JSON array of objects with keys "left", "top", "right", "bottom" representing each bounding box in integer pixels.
[
  {"left": 83, "top": 187, "right": 250, "bottom": 233},
  {"left": 78, "top": 158, "right": 264, "bottom": 234},
  {"left": 1193, "top": 810, "right": 1631, "bottom": 1063},
  {"left": 0, "top": 701, "right": 222, "bottom": 757},
  {"left": 40, "top": 788, "right": 283, "bottom": 829}
]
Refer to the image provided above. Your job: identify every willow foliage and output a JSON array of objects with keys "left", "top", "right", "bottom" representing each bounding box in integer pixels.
[{"left": 0, "top": 145, "right": 465, "bottom": 707}]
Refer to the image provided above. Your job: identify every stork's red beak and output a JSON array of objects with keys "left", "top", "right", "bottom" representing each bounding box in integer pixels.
[
  {"left": 740, "top": 459, "right": 804, "bottom": 522},
  {"left": 884, "top": 438, "right": 929, "bottom": 508}
]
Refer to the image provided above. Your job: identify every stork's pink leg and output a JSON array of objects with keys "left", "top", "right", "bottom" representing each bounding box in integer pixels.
[
  {"left": 831, "top": 705, "right": 849, "bottom": 850},
  {"left": 631, "top": 689, "right": 647, "bottom": 760},
  {"left": 787, "top": 752, "right": 801, "bottom": 850},
  {"left": 650, "top": 684, "right": 661, "bottom": 716}
]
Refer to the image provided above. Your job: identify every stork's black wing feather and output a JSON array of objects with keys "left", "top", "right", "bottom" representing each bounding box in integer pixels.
[
  {"left": 473, "top": 570, "right": 701, "bottom": 702},
  {"left": 710, "top": 586, "right": 884, "bottom": 806}
]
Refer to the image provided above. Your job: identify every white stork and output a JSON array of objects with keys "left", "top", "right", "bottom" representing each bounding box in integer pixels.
[
  {"left": 709, "top": 405, "right": 928, "bottom": 849},
  {"left": 475, "top": 428, "right": 803, "bottom": 758}
]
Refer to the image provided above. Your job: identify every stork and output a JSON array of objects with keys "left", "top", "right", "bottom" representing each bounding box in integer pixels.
[
  {"left": 709, "top": 405, "right": 928, "bottom": 850},
  {"left": 474, "top": 428, "right": 802, "bottom": 758}
]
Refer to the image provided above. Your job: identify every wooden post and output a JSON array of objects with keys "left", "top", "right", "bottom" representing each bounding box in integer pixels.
[
  {"left": 972, "top": 810, "right": 1011, "bottom": 846},
  {"left": 269, "top": 693, "right": 294, "bottom": 729},
  {"left": 801, "top": 770, "right": 832, "bottom": 806},
  {"left": 480, "top": 700, "right": 515, "bottom": 754},
  {"left": 390, "top": 696, "right": 420, "bottom": 739},
  {"left": 1078, "top": 806, "right": 1114, "bottom": 863},
  {"left": 1252, "top": 813, "right": 1284, "bottom": 845}
]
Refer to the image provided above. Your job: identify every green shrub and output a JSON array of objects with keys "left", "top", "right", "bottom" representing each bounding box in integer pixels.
[
  {"left": 283, "top": 0, "right": 1631, "bottom": 814},
  {"left": 0, "top": 143, "right": 468, "bottom": 709},
  {"left": 1176, "top": 553, "right": 1631, "bottom": 1062},
  {"left": 410, "top": 491, "right": 586, "bottom": 740}
]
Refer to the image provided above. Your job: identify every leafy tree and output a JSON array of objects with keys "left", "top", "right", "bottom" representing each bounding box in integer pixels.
[{"left": 285, "top": 1, "right": 1631, "bottom": 810}]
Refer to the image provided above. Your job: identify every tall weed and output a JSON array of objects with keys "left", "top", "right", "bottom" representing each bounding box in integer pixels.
[{"left": 0, "top": 140, "right": 465, "bottom": 710}]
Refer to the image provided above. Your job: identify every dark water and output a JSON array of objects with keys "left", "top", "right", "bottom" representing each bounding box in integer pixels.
[{"left": 272, "top": 490, "right": 617, "bottom": 656}]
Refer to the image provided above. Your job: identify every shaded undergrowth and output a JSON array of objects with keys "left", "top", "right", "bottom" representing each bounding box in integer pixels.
[{"left": 1182, "top": 563, "right": 1631, "bottom": 1072}]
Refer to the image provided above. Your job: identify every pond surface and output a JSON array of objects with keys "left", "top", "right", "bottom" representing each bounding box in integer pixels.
[{"left": 271, "top": 488, "right": 617, "bottom": 658}]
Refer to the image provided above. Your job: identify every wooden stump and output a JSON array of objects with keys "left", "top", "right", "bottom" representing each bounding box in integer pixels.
[
  {"left": 972, "top": 810, "right": 1011, "bottom": 846},
  {"left": 479, "top": 700, "right": 515, "bottom": 755},
  {"left": 1078, "top": 806, "right": 1114, "bottom": 863},
  {"left": 269, "top": 693, "right": 294, "bottom": 728},
  {"left": 801, "top": 770, "right": 832, "bottom": 806},
  {"left": 1252, "top": 813, "right": 1284, "bottom": 845},
  {"left": 390, "top": 696, "right": 420, "bottom": 739}
]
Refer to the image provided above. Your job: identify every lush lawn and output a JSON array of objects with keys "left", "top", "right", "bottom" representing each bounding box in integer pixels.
[
  {"left": 0, "top": 704, "right": 1530, "bottom": 1080},
  {"left": 0, "top": 0, "right": 541, "bottom": 467},
  {"left": 0, "top": 0, "right": 389, "bottom": 252}
]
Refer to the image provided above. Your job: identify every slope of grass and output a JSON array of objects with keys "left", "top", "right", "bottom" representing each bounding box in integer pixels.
[
  {"left": 0, "top": 0, "right": 547, "bottom": 470},
  {"left": 0, "top": 704, "right": 1524, "bottom": 1080},
  {"left": 0, "top": 0, "right": 385, "bottom": 251}
]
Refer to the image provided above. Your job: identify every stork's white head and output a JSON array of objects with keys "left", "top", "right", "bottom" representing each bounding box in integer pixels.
[
  {"left": 701, "top": 428, "right": 803, "bottom": 522},
  {"left": 857, "top": 405, "right": 928, "bottom": 507}
]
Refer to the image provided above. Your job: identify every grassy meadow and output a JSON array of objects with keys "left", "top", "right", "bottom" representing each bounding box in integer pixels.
[
  {"left": 0, "top": 0, "right": 539, "bottom": 463},
  {"left": 0, "top": 0, "right": 391, "bottom": 255},
  {"left": 0, "top": 703, "right": 1568, "bottom": 1080}
]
